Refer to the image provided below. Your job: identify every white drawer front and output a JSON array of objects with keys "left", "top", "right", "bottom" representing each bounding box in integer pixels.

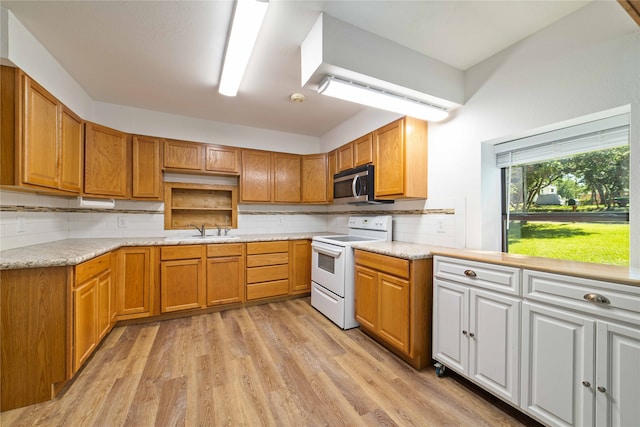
[
  {"left": 524, "top": 269, "right": 640, "bottom": 325},
  {"left": 434, "top": 256, "right": 521, "bottom": 296}
]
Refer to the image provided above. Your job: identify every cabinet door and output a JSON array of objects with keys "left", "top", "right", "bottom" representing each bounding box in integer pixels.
[
  {"left": 354, "top": 265, "right": 378, "bottom": 330},
  {"left": 97, "top": 270, "right": 111, "bottom": 341},
  {"left": 59, "top": 106, "right": 83, "bottom": 193},
  {"left": 163, "top": 139, "right": 203, "bottom": 170},
  {"left": 84, "top": 123, "right": 129, "bottom": 197},
  {"left": 206, "top": 256, "right": 244, "bottom": 305},
  {"left": 353, "top": 133, "right": 373, "bottom": 166},
  {"left": 73, "top": 278, "right": 98, "bottom": 373},
  {"left": 289, "top": 240, "right": 311, "bottom": 294},
  {"left": 470, "top": 289, "right": 520, "bottom": 404},
  {"left": 301, "top": 154, "right": 327, "bottom": 203},
  {"left": 22, "top": 75, "right": 59, "bottom": 189},
  {"left": 116, "top": 247, "right": 152, "bottom": 318},
  {"left": 132, "top": 136, "right": 162, "bottom": 199},
  {"left": 521, "top": 302, "right": 595, "bottom": 427},
  {"left": 378, "top": 272, "right": 410, "bottom": 353},
  {"left": 205, "top": 145, "right": 240, "bottom": 174},
  {"left": 241, "top": 150, "right": 272, "bottom": 202},
  {"left": 160, "top": 259, "right": 204, "bottom": 313},
  {"left": 433, "top": 278, "right": 468, "bottom": 374},
  {"left": 274, "top": 153, "right": 301, "bottom": 203},
  {"left": 327, "top": 150, "right": 337, "bottom": 201},
  {"left": 337, "top": 143, "right": 353, "bottom": 172},
  {"left": 596, "top": 321, "right": 640, "bottom": 427},
  {"left": 374, "top": 118, "right": 404, "bottom": 197}
]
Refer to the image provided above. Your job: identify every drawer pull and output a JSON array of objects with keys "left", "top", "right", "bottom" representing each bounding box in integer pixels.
[
  {"left": 462, "top": 330, "right": 468, "bottom": 335},
  {"left": 582, "top": 381, "right": 591, "bottom": 388},
  {"left": 463, "top": 269, "right": 477, "bottom": 278},
  {"left": 583, "top": 293, "right": 610, "bottom": 305},
  {"left": 597, "top": 386, "right": 607, "bottom": 393}
]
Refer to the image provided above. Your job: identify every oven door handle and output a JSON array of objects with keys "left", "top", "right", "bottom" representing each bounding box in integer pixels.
[{"left": 311, "top": 243, "right": 343, "bottom": 258}]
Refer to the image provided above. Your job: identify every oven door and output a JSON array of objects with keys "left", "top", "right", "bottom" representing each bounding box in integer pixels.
[{"left": 311, "top": 241, "right": 346, "bottom": 297}]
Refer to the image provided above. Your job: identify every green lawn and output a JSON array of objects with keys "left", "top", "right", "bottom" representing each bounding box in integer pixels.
[{"left": 507, "top": 221, "right": 630, "bottom": 266}]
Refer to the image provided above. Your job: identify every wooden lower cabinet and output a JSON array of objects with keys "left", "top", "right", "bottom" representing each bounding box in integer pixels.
[
  {"left": 115, "top": 247, "right": 156, "bottom": 320},
  {"left": 354, "top": 250, "right": 432, "bottom": 369},
  {"left": 289, "top": 240, "right": 311, "bottom": 294},
  {"left": 73, "top": 253, "right": 113, "bottom": 373},
  {"left": 206, "top": 243, "right": 245, "bottom": 305},
  {"left": 160, "top": 245, "right": 205, "bottom": 313},
  {"left": 246, "top": 241, "right": 289, "bottom": 300}
]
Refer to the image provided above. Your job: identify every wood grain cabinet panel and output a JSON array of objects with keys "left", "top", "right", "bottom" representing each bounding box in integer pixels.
[
  {"left": 289, "top": 240, "right": 311, "bottom": 294},
  {"left": 132, "top": 135, "right": 162, "bottom": 200},
  {"left": 205, "top": 145, "right": 240, "bottom": 174},
  {"left": 355, "top": 265, "right": 378, "bottom": 330},
  {"left": 206, "top": 243, "right": 245, "bottom": 306},
  {"left": 337, "top": 142, "right": 354, "bottom": 172},
  {"left": 241, "top": 149, "right": 272, "bottom": 202},
  {"left": 302, "top": 154, "right": 328, "bottom": 203},
  {"left": 374, "top": 117, "right": 428, "bottom": 200},
  {"left": 327, "top": 150, "right": 337, "bottom": 201},
  {"left": 163, "top": 139, "right": 203, "bottom": 171},
  {"left": 115, "top": 247, "right": 154, "bottom": 320},
  {"left": 160, "top": 246, "right": 205, "bottom": 313},
  {"left": 73, "top": 277, "right": 98, "bottom": 373},
  {"left": 84, "top": 122, "right": 129, "bottom": 198},
  {"left": 245, "top": 241, "right": 289, "bottom": 300},
  {"left": 353, "top": 133, "right": 373, "bottom": 166},
  {"left": 274, "top": 153, "right": 301, "bottom": 203},
  {"left": 59, "top": 106, "right": 84, "bottom": 193}
]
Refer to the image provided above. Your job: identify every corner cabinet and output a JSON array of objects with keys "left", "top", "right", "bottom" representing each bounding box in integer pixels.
[
  {"left": 164, "top": 182, "right": 237, "bottom": 230},
  {"left": 374, "top": 117, "right": 427, "bottom": 200},
  {"left": 301, "top": 154, "right": 328, "bottom": 203},
  {"left": 84, "top": 122, "right": 129, "bottom": 198},
  {"left": 240, "top": 150, "right": 303, "bottom": 203},
  {"left": 354, "top": 250, "right": 432, "bottom": 369}
]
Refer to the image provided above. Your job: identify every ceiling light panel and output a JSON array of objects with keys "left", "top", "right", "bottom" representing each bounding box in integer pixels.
[{"left": 219, "top": 0, "right": 269, "bottom": 97}]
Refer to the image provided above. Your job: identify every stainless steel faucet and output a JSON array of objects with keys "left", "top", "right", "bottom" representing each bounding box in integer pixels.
[
  {"left": 189, "top": 223, "right": 206, "bottom": 237},
  {"left": 224, "top": 216, "right": 230, "bottom": 235}
]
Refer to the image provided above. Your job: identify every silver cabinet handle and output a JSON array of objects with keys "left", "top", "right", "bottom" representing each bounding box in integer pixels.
[
  {"left": 462, "top": 330, "right": 468, "bottom": 335},
  {"left": 469, "top": 332, "right": 475, "bottom": 338},
  {"left": 597, "top": 386, "right": 607, "bottom": 393},
  {"left": 464, "top": 269, "right": 477, "bottom": 278},
  {"left": 582, "top": 381, "right": 591, "bottom": 388},
  {"left": 583, "top": 293, "right": 611, "bottom": 305}
]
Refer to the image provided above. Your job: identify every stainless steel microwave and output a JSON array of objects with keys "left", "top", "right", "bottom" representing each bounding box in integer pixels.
[{"left": 333, "top": 164, "right": 393, "bottom": 205}]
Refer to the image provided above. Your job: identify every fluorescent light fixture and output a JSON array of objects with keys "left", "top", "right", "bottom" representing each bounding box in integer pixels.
[
  {"left": 219, "top": 0, "right": 269, "bottom": 97},
  {"left": 318, "top": 76, "right": 449, "bottom": 122}
]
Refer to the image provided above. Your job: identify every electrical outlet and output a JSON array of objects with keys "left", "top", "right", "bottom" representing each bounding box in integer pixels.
[
  {"left": 118, "top": 216, "right": 128, "bottom": 228},
  {"left": 16, "top": 216, "right": 25, "bottom": 233},
  {"left": 436, "top": 220, "right": 446, "bottom": 234}
]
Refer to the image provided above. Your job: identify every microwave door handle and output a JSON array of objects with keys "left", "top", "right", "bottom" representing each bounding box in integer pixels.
[
  {"left": 311, "top": 243, "right": 343, "bottom": 258},
  {"left": 352, "top": 175, "right": 359, "bottom": 197}
]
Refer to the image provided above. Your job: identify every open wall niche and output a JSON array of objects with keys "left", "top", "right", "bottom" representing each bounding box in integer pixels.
[{"left": 164, "top": 182, "right": 237, "bottom": 230}]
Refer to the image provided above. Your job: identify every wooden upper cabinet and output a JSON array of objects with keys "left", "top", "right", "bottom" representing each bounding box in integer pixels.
[
  {"left": 84, "top": 122, "right": 129, "bottom": 198},
  {"left": 132, "top": 135, "right": 162, "bottom": 200},
  {"left": 163, "top": 139, "right": 203, "bottom": 171},
  {"left": 353, "top": 133, "right": 373, "bottom": 166},
  {"left": 302, "top": 153, "right": 328, "bottom": 203},
  {"left": 273, "top": 153, "right": 301, "bottom": 203},
  {"left": 59, "top": 106, "right": 84, "bottom": 193},
  {"left": 22, "top": 75, "right": 59, "bottom": 189},
  {"left": 205, "top": 145, "right": 240, "bottom": 175},
  {"left": 337, "top": 142, "right": 354, "bottom": 172},
  {"left": 327, "top": 150, "right": 337, "bottom": 202},
  {"left": 241, "top": 149, "right": 272, "bottom": 203},
  {"left": 374, "top": 117, "right": 428, "bottom": 200}
]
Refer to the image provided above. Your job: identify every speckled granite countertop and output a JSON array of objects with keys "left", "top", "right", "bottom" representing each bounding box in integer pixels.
[
  {"left": 351, "top": 241, "right": 640, "bottom": 287},
  {"left": 0, "top": 233, "right": 330, "bottom": 270}
]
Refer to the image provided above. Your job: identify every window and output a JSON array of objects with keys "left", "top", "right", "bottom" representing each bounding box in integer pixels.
[{"left": 496, "top": 113, "right": 630, "bottom": 266}]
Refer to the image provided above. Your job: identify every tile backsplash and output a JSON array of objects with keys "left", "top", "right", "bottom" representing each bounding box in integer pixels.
[{"left": 0, "top": 189, "right": 465, "bottom": 251}]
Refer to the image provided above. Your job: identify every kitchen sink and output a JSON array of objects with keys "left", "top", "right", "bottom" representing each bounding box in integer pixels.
[{"left": 163, "top": 235, "right": 240, "bottom": 242}]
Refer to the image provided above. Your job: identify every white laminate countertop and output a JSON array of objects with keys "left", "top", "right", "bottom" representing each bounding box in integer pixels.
[
  {"left": 351, "top": 241, "right": 640, "bottom": 287},
  {"left": 0, "top": 233, "right": 330, "bottom": 270}
]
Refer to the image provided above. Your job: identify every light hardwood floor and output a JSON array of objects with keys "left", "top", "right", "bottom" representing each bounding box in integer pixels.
[{"left": 1, "top": 298, "right": 541, "bottom": 426}]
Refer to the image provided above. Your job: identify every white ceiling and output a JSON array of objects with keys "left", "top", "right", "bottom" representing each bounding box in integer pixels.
[{"left": 3, "top": 0, "right": 592, "bottom": 137}]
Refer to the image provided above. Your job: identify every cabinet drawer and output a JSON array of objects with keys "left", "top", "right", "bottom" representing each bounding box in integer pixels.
[
  {"left": 75, "top": 253, "right": 111, "bottom": 285},
  {"left": 246, "top": 252, "right": 288, "bottom": 268},
  {"left": 433, "top": 256, "right": 520, "bottom": 296},
  {"left": 524, "top": 269, "right": 640, "bottom": 325},
  {"left": 246, "top": 241, "right": 288, "bottom": 255},
  {"left": 161, "top": 245, "right": 202, "bottom": 261},
  {"left": 247, "top": 265, "right": 289, "bottom": 284},
  {"left": 246, "top": 280, "right": 289, "bottom": 300},
  {"left": 207, "top": 243, "right": 243, "bottom": 258},
  {"left": 354, "top": 250, "right": 409, "bottom": 279}
]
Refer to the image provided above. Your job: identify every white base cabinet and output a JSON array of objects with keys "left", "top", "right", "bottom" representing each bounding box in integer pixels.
[{"left": 433, "top": 257, "right": 521, "bottom": 405}]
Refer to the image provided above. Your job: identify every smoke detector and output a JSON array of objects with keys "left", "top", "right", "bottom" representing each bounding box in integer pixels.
[{"left": 289, "top": 93, "right": 305, "bottom": 103}]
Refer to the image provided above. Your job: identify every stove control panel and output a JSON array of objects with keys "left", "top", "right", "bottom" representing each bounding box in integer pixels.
[{"left": 347, "top": 215, "right": 392, "bottom": 231}]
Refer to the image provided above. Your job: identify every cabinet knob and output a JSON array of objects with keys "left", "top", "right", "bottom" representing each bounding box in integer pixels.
[
  {"left": 469, "top": 332, "right": 475, "bottom": 338},
  {"left": 583, "top": 293, "right": 610, "bottom": 305},
  {"left": 464, "top": 269, "right": 477, "bottom": 278},
  {"left": 597, "top": 386, "right": 607, "bottom": 393},
  {"left": 582, "top": 381, "right": 591, "bottom": 388},
  {"left": 462, "top": 330, "right": 468, "bottom": 335}
]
